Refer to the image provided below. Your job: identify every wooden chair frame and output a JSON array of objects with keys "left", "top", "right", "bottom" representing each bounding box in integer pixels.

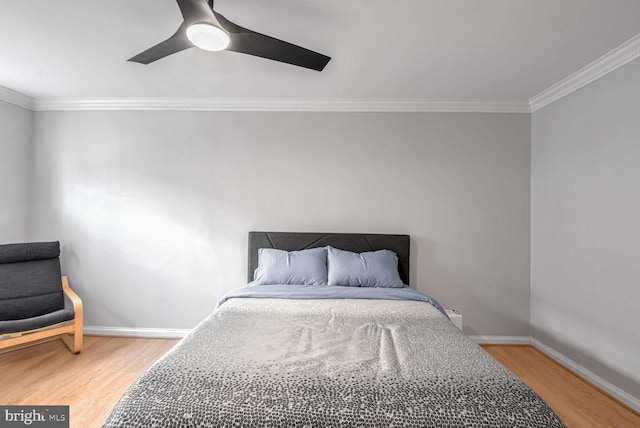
[{"left": 0, "top": 276, "right": 83, "bottom": 354}]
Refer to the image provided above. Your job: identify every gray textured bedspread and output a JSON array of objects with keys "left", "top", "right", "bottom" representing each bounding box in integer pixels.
[{"left": 104, "top": 298, "right": 565, "bottom": 427}]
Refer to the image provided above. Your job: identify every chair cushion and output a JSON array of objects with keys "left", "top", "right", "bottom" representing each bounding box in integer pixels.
[
  {"left": 0, "top": 242, "right": 64, "bottom": 321},
  {"left": 0, "top": 241, "right": 61, "bottom": 264},
  {"left": 0, "top": 308, "right": 75, "bottom": 334}
]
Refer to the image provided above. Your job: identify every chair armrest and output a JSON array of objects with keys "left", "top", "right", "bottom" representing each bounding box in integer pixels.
[
  {"left": 61, "top": 275, "right": 83, "bottom": 353},
  {"left": 62, "top": 276, "right": 83, "bottom": 320}
]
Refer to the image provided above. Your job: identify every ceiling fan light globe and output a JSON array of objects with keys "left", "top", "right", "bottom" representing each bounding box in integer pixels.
[{"left": 186, "top": 23, "right": 230, "bottom": 51}]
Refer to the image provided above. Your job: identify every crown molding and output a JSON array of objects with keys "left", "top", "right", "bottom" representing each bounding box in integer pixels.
[
  {"left": 530, "top": 33, "right": 640, "bottom": 112},
  {"left": 0, "top": 86, "right": 34, "bottom": 110},
  {"left": 32, "top": 97, "right": 530, "bottom": 113},
  {"left": 13, "top": 32, "right": 640, "bottom": 115}
]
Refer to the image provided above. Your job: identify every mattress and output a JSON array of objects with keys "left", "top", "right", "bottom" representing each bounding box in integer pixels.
[{"left": 104, "top": 287, "right": 565, "bottom": 427}]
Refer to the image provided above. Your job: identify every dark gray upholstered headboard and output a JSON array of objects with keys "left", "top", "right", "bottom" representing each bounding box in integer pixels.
[{"left": 248, "top": 232, "right": 410, "bottom": 285}]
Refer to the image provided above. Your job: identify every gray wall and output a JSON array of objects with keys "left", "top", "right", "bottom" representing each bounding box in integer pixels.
[
  {"left": 31, "top": 111, "right": 531, "bottom": 334},
  {"left": 0, "top": 99, "right": 32, "bottom": 243},
  {"left": 531, "top": 59, "right": 640, "bottom": 398}
]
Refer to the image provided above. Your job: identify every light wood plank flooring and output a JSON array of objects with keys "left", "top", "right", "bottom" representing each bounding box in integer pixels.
[
  {"left": 482, "top": 345, "right": 640, "bottom": 428},
  {"left": 1, "top": 337, "right": 638, "bottom": 427},
  {"left": 0, "top": 336, "right": 177, "bottom": 428}
]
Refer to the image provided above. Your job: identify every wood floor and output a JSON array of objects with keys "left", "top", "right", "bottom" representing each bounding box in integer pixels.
[
  {"left": 0, "top": 336, "right": 177, "bottom": 428},
  {"left": 482, "top": 345, "right": 640, "bottom": 428},
  {"left": 1, "top": 337, "right": 638, "bottom": 427}
]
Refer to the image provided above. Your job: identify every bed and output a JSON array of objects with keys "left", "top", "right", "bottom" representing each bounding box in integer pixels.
[{"left": 104, "top": 232, "right": 565, "bottom": 427}]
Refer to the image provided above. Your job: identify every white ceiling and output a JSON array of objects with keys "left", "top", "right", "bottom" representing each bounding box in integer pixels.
[{"left": 1, "top": 0, "right": 640, "bottom": 101}]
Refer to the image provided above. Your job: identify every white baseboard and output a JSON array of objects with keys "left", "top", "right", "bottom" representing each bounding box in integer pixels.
[
  {"left": 84, "top": 326, "right": 191, "bottom": 339},
  {"left": 85, "top": 329, "right": 530, "bottom": 344},
  {"left": 531, "top": 338, "right": 640, "bottom": 412},
  {"left": 81, "top": 327, "right": 639, "bottom": 412},
  {"left": 469, "top": 335, "right": 531, "bottom": 345}
]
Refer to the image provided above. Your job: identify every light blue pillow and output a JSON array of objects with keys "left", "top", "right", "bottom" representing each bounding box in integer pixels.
[
  {"left": 251, "top": 247, "right": 328, "bottom": 286},
  {"left": 327, "top": 246, "right": 404, "bottom": 288}
]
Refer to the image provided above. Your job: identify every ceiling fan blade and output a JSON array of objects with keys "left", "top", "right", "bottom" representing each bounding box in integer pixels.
[
  {"left": 128, "top": 24, "right": 192, "bottom": 64},
  {"left": 215, "top": 12, "right": 331, "bottom": 72},
  {"left": 177, "top": 0, "right": 219, "bottom": 27}
]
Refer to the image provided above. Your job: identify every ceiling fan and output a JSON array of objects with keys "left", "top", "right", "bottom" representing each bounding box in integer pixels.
[{"left": 128, "top": 0, "right": 331, "bottom": 71}]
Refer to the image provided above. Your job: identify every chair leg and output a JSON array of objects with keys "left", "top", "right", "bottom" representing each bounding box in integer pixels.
[
  {"left": 61, "top": 318, "right": 83, "bottom": 354},
  {"left": 73, "top": 326, "right": 83, "bottom": 353},
  {"left": 61, "top": 333, "right": 82, "bottom": 354}
]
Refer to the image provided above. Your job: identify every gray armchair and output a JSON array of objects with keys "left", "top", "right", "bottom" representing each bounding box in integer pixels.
[{"left": 0, "top": 241, "right": 83, "bottom": 353}]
